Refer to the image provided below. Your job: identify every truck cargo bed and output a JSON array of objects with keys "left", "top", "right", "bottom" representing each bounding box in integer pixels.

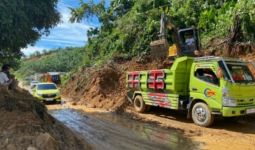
[{"left": 127, "top": 57, "right": 193, "bottom": 95}]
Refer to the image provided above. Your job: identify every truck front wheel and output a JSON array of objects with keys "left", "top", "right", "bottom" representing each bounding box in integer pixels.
[
  {"left": 134, "top": 95, "right": 147, "bottom": 113},
  {"left": 191, "top": 102, "right": 214, "bottom": 127}
]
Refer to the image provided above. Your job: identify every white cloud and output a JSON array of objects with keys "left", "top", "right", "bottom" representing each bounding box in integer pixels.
[
  {"left": 21, "top": 46, "right": 46, "bottom": 56},
  {"left": 22, "top": 0, "right": 96, "bottom": 56}
]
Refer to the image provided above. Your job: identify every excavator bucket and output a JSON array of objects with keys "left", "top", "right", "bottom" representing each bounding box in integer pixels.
[{"left": 150, "top": 38, "right": 169, "bottom": 58}]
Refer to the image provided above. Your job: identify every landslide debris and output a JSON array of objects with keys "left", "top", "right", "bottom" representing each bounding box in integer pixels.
[
  {"left": 0, "top": 86, "right": 91, "bottom": 150},
  {"left": 62, "top": 48, "right": 255, "bottom": 112},
  {"left": 62, "top": 57, "right": 162, "bottom": 111}
]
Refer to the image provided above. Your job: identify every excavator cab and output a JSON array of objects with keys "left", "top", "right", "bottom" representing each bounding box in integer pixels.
[{"left": 175, "top": 27, "right": 200, "bottom": 56}]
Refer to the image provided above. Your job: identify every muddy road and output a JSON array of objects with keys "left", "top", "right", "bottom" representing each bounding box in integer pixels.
[
  {"left": 48, "top": 104, "right": 255, "bottom": 150},
  {"left": 49, "top": 109, "right": 200, "bottom": 150}
]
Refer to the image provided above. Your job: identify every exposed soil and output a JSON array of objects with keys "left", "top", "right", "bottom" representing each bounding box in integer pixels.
[
  {"left": 48, "top": 104, "right": 255, "bottom": 150},
  {"left": 205, "top": 38, "right": 255, "bottom": 57},
  {"left": 62, "top": 52, "right": 255, "bottom": 111},
  {"left": 62, "top": 56, "right": 163, "bottom": 111},
  {"left": 61, "top": 53, "right": 255, "bottom": 150},
  {"left": 0, "top": 86, "right": 91, "bottom": 150},
  {"left": 125, "top": 107, "right": 255, "bottom": 150},
  {"left": 48, "top": 108, "right": 200, "bottom": 150}
]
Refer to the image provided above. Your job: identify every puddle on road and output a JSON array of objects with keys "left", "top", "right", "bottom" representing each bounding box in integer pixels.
[{"left": 50, "top": 109, "right": 200, "bottom": 150}]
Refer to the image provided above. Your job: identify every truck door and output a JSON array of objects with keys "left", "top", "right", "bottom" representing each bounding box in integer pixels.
[{"left": 190, "top": 65, "right": 222, "bottom": 111}]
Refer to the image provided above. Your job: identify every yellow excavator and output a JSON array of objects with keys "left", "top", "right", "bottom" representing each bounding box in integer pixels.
[{"left": 150, "top": 13, "right": 200, "bottom": 58}]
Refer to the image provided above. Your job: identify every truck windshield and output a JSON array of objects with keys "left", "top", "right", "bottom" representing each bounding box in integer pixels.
[
  {"left": 218, "top": 61, "right": 255, "bottom": 83},
  {"left": 37, "top": 84, "right": 57, "bottom": 90},
  {"left": 227, "top": 63, "right": 254, "bottom": 83}
]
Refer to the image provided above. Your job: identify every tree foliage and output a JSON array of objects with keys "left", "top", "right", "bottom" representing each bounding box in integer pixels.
[
  {"left": 70, "top": 0, "right": 255, "bottom": 61},
  {"left": 0, "top": 0, "right": 60, "bottom": 66},
  {"left": 15, "top": 47, "right": 86, "bottom": 80}
]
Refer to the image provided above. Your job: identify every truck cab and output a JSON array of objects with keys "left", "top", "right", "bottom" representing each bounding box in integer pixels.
[
  {"left": 189, "top": 57, "right": 255, "bottom": 126},
  {"left": 127, "top": 56, "right": 255, "bottom": 127}
]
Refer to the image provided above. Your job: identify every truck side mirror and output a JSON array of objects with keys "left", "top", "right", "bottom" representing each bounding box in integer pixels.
[{"left": 216, "top": 68, "right": 223, "bottom": 79}]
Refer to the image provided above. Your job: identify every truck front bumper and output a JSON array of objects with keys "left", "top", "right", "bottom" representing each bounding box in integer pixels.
[{"left": 222, "top": 106, "right": 255, "bottom": 117}]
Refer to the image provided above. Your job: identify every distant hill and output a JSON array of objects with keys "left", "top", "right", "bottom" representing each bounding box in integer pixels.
[{"left": 15, "top": 47, "right": 86, "bottom": 81}]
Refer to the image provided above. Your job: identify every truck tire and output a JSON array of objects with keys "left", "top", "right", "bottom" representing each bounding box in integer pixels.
[
  {"left": 191, "top": 102, "right": 214, "bottom": 127},
  {"left": 134, "top": 95, "right": 146, "bottom": 113}
]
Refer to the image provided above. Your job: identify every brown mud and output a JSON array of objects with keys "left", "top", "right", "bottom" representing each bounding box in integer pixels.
[
  {"left": 49, "top": 108, "right": 200, "bottom": 150},
  {"left": 62, "top": 57, "right": 163, "bottom": 111},
  {"left": 48, "top": 103, "right": 255, "bottom": 150},
  {"left": 0, "top": 87, "right": 91, "bottom": 150},
  {"left": 61, "top": 53, "right": 255, "bottom": 150}
]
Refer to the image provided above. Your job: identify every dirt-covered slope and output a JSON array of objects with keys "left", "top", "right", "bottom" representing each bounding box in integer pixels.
[
  {"left": 0, "top": 86, "right": 91, "bottom": 150},
  {"left": 62, "top": 57, "right": 163, "bottom": 111},
  {"left": 62, "top": 51, "right": 255, "bottom": 112}
]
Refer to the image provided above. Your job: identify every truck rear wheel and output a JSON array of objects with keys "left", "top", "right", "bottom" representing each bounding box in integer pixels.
[
  {"left": 191, "top": 102, "right": 214, "bottom": 127},
  {"left": 134, "top": 95, "right": 146, "bottom": 113}
]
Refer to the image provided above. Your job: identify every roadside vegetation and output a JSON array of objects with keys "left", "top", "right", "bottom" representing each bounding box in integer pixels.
[
  {"left": 0, "top": 1, "right": 92, "bottom": 149},
  {"left": 15, "top": 47, "right": 86, "bottom": 82},
  {"left": 0, "top": 0, "right": 60, "bottom": 68},
  {"left": 16, "top": 0, "right": 255, "bottom": 85},
  {"left": 70, "top": 0, "right": 255, "bottom": 64}
]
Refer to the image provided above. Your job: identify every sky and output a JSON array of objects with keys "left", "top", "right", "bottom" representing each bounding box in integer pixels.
[{"left": 21, "top": 0, "right": 101, "bottom": 56}]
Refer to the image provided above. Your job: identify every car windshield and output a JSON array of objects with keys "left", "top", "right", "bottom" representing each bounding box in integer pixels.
[{"left": 37, "top": 84, "right": 57, "bottom": 90}]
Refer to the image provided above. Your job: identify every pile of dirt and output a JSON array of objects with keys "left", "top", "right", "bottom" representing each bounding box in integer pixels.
[
  {"left": 0, "top": 86, "right": 90, "bottom": 150},
  {"left": 62, "top": 57, "right": 162, "bottom": 111},
  {"left": 62, "top": 49, "right": 255, "bottom": 112},
  {"left": 205, "top": 38, "right": 255, "bottom": 57}
]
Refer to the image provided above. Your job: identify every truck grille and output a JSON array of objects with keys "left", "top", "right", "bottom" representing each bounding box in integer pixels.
[
  {"left": 237, "top": 98, "right": 254, "bottom": 106},
  {"left": 42, "top": 94, "right": 56, "bottom": 98}
]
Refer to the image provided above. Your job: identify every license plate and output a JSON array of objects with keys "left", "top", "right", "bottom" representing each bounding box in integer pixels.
[
  {"left": 246, "top": 108, "right": 255, "bottom": 114},
  {"left": 45, "top": 98, "right": 54, "bottom": 101}
]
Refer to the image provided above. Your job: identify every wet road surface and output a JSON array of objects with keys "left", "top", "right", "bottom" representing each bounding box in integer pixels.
[{"left": 49, "top": 109, "right": 199, "bottom": 150}]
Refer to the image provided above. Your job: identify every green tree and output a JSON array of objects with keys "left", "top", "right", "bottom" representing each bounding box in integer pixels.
[
  {"left": 0, "top": 0, "right": 60, "bottom": 66},
  {"left": 71, "top": 0, "right": 255, "bottom": 60},
  {"left": 16, "top": 47, "right": 86, "bottom": 80}
]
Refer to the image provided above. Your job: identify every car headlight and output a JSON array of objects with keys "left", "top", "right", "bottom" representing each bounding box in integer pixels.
[
  {"left": 223, "top": 97, "right": 237, "bottom": 107},
  {"left": 56, "top": 92, "right": 60, "bottom": 96}
]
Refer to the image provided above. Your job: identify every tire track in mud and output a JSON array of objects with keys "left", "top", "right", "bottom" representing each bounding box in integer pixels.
[{"left": 50, "top": 109, "right": 199, "bottom": 150}]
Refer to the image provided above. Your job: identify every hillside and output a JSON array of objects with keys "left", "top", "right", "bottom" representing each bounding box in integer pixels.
[
  {"left": 17, "top": 0, "right": 255, "bottom": 84},
  {"left": 70, "top": 0, "right": 255, "bottom": 60},
  {"left": 6, "top": 1, "right": 255, "bottom": 150},
  {"left": 15, "top": 47, "right": 86, "bottom": 81},
  {"left": 62, "top": 56, "right": 163, "bottom": 110},
  {"left": 59, "top": 0, "right": 255, "bottom": 109}
]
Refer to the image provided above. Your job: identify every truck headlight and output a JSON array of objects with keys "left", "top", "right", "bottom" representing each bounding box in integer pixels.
[{"left": 223, "top": 97, "right": 237, "bottom": 107}]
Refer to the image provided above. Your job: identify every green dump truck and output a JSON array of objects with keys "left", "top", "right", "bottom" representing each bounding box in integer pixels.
[{"left": 126, "top": 56, "right": 255, "bottom": 127}]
